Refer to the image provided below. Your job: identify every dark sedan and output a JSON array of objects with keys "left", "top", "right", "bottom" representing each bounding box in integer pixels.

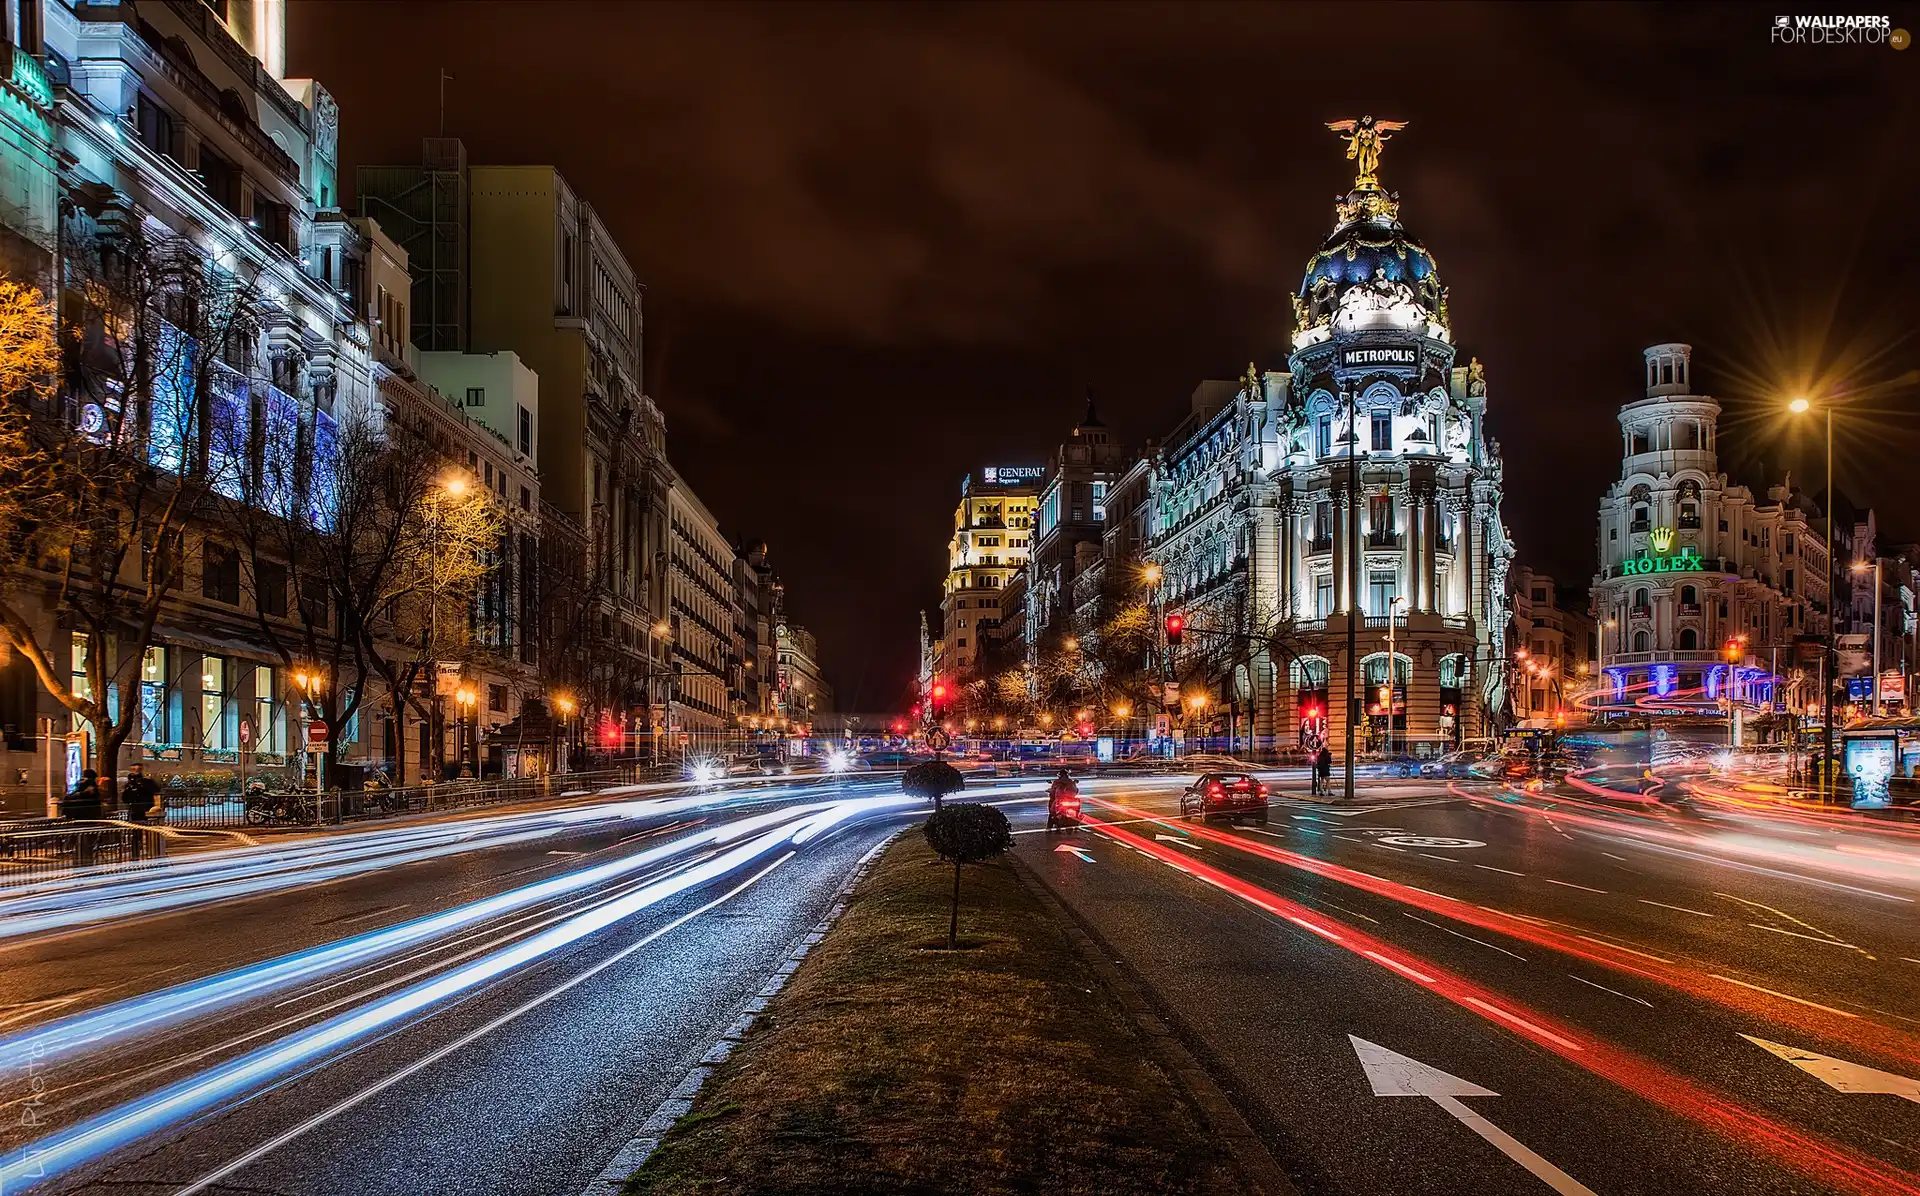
[{"left": 1179, "top": 773, "right": 1270, "bottom": 825}]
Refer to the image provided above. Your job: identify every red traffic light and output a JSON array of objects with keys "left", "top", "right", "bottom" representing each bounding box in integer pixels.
[
  {"left": 1165, "top": 613, "right": 1185, "bottom": 645},
  {"left": 931, "top": 678, "right": 949, "bottom": 704}
]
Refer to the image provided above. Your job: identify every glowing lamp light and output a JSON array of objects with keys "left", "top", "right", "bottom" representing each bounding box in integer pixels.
[{"left": 1788, "top": 397, "right": 1811, "bottom": 414}]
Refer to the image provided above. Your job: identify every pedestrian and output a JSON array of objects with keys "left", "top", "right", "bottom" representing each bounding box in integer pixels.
[
  {"left": 63, "top": 769, "right": 102, "bottom": 820},
  {"left": 1315, "top": 745, "right": 1333, "bottom": 796},
  {"left": 122, "top": 762, "right": 160, "bottom": 823}
]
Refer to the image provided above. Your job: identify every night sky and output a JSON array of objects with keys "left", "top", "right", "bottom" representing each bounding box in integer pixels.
[{"left": 291, "top": 2, "right": 1919, "bottom": 710}]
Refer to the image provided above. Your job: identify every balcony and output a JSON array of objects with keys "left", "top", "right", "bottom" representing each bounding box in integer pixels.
[
  {"left": 1306, "top": 536, "right": 1332, "bottom": 554},
  {"left": 1629, "top": 520, "right": 1651, "bottom": 534},
  {"left": 1678, "top": 602, "right": 1701, "bottom": 616},
  {"left": 1630, "top": 604, "right": 1653, "bottom": 619},
  {"left": 1366, "top": 532, "right": 1402, "bottom": 549}
]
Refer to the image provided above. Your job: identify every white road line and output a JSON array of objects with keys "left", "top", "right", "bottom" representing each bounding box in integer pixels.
[
  {"left": 1373, "top": 844, "right": 1408, "bottom": 852},
  {"left": 1542, "top": 879, "right": 1606, "bottom": 894},
  {"left": 327, "top": 904, "right": 409, "bottom": 927},
  {"left": 1474, "top": 864, "right": 1525, "bottom": 877},
  {"left": 1461, "top": 996, "right": 1585, "bottom": 1052},
  {"left": 1903, "top": 958, "right": 1920, "bottom": 966},
  {"left": 1403, "top": 912, "right": 1527, "bottom": 960},
  {"left": 172, "top": 853, "right": 799, "bottom": 1196},
  {"left": 1746, "top": 923, "right": 1863, "bottom": 950},
  {"left": 1576, "top": 935, "right": 1674, "bottom": 964},
  {"left": 1363, "top": 950, "right": 1437, "bottom": 984},
  {"left": 1639, "top": 899, "right": 1715, "bottom": 918},
  {"left": 1708, "top": 974, "right": 1859, "bottom": 1019},
  {"left": 1601, "top": 852, "right": 1630, "bottom": 862},
  {"left": 1567, "top": 974, "right": 1653, "bottom": 1008},
  {"left": 1418, "top": 853, "right": 1459, "bottom": 864}
]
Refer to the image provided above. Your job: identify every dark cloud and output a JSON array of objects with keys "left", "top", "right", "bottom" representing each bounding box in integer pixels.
[{"left": 291, "top": 1, "right": 1920, "bottom": 708}]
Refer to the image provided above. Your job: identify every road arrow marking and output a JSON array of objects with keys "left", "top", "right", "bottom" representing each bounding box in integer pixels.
[
  {"left": 1154, "top": 834, "right": 1202, "bottom": 850},
  {"left": 1053, "top": 843, "right": 1094, "bottom": 862},
  {"left": 1741, "top": 1035, "right": 1920, "bottom": 1103},
  {"left": 1349, "top": 1036, "right": 1599, "bottom": 1196}
]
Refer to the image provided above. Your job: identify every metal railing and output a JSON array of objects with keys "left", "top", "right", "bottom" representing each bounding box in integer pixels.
[
  {"left": 0, "top": 820, "right": 170, "bottom": 888},
  {"left": 152, "top": 764, "right": 647, "bottom": 830}
]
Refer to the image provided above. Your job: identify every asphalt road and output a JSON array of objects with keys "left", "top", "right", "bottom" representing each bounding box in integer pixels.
[
  {"left": 1021, "top": 773, "right": 1920, "bottom": 1196},
  {"left": 0, "top": 774, "right": 990, "bottom": 1196}
]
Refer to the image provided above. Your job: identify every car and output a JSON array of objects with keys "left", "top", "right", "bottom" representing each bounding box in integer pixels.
[
  {"left": 1179, "top": 772, "right": 1270, "bottom": 825},
  {"left": 1434, "top": 749, "right": 1488, "bottom": 778}
]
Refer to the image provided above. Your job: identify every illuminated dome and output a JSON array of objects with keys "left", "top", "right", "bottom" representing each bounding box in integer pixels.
[{"left": 1297, "top": 189, "right": 1444, "bottom": 323}]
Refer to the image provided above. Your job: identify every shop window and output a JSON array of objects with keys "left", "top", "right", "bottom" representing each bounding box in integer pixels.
[
  {"left": 201, "top": 657, "right": 228, "bottom": 750},
  {"left": 141, "top": 646, "right": 169, "bottom": 745}
]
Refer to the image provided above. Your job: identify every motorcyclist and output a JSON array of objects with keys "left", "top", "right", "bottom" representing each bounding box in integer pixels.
[{"left": 1047, "top": 768, "right": 1080, "bottom": 831}]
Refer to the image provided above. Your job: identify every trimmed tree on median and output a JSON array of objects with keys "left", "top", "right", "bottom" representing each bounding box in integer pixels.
[
  {"left": 921, "top": 802, "right": 1012, "bottom": 948},
  {"left": 902, "top": 759, "right": 965, "bottom": 811}
]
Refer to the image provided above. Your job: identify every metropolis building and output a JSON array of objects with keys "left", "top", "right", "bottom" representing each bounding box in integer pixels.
[{"left": 1147, "top": 118, "right": 1512, "bottom": 753}]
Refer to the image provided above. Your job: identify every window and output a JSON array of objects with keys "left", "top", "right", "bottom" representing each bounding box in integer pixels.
[
  {"left": 520, "top": 486, "right": 531, "bottom": 512},
  {"left": 1630, "top": 505, "right": 1650, "bottom": 531},
  {"left": 136, "top": 93, "right": 176, "bottom": 160},
  {"left": 1633, "top": 630, "right": 1649, "bottom": 652},
  {"left": 489, "top": 683, "right": 508, "bottom": 713},
  {"left": 1531, "top": 587, "right": 1547, "bottom": 603},
  {"left": 1679, "top": 502, "right": 1699, "bottom": 529},
  {"left": 201, "top": 657, "right": 228, "bottom": 751},
  {"left": 141, "top": 646, "right": 169, "bottom": 745},
  {"left": 1680, "top": 585, "right": 1698, "bottom": 608},
  {"left": 1368, "top": 570, "right": 1398, "bottom": 615},
  {"left": 202, "top": 543, "right": 240, "bottom": 604},
  {"left": 466, "top": 387, "right": 485, "bottom": 408},
  {"left": 1679, "top": 628, "right": 1698, "bottom": 650},
  {"left": 254, "top": 665, "right": 284, "bottom": 753},
  {"left": 1313, "top": 500, "right": 1331, "bottom": 544},
  {"left": 257, "top": 560, "right": 288, "bottom": 617},
  {"left": 1314, "top": 576, "right": 1334, "bottom": 619},
  {"left": 1317, "top": 415, "right": 1332, "bottom": 457},
  {"left": 1633, "top": 588, "right": 1650, "bottom": 610},
  {"left": 1719, "top": 519, "right": 1729, "bottom": 532},
  {"left": 1368, "top": 494, "right": 1393, "bottom": 541},
  {"left": 1371, "top": 412, "right": 1392, "bottom": 452},
  {"left": 517, "top": 404, "right": 532, "bottom": 454}
]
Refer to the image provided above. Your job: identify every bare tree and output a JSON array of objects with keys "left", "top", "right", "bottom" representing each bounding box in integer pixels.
[{"left": 0, "top": 227, "right": 271, "bottom": 799}]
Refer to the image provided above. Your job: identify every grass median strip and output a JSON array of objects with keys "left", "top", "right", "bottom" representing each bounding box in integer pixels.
[{"left": 624, "top": 835, "right": 1249, "bottom": 1195}]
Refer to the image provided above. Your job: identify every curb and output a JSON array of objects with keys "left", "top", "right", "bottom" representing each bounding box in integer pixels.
[
  {"left": 576, "top": 829, "right": 902, "bottom": 1196},
  {"left": 1010, "top": 854, "right": 1302, "bottom": 1196}
]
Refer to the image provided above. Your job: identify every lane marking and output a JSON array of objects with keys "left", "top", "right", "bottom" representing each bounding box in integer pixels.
[
  {"left": 1639, "top": 899, "right": 1715, "bottom": 918},
  {"left": 1419, "top": 853, "right": 1460, "bottom": 864},
  {"left": 323, "top": 904, "right": 410, "bottom": 928},
  {"left": 1543, "top": 879, "right": 1607, "bottom": 894},
  {"left": 1461, "top": 997, "right": 1585, "bottom": 1052},
  {"left": 1364, "top": 950, "right": 1437, "bottom": 983},
  {"left": 1403, "top": 913, "right": 1527, "bottom": 961},
  {"left": 1708, "top": 974, "right": 1859, "bottom": 1019},
  {"left": 1741, "top": 1035, "right": 1920, "bottom": 1103},
  {"left": 1601, "top": 852, "right": 1630, "bottom": 862},
  {"left": 1475, "top": 864, "right": 1525, "bottom": 877},
  {"left": 170, "top": 853, "right": 800, "bottom": 1196},
  {"left": 1746, "top": 924, "right": 1866, "bottom": 951},
  {"left": 1567, "top": 974, "right": 1654, "bottom": 1008},
  {"left": 1575, "top": 936, "right": 1673, "bottom": 964}
]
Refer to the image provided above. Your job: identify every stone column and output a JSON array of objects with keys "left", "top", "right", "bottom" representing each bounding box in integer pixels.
[
  {"left": 1331, "top": 485, "right": 1348, "bottom": 614},
  {"left": 1423, "top": 489, "right": 1439, "bottom": 613}
]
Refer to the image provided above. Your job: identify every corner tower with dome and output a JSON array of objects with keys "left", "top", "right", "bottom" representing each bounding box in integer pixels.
[{"left": 1143, "top": 117, "right": 1513, "bottom": 756}]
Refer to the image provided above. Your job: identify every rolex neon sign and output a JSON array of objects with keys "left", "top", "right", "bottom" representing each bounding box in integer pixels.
[{"left": 1622, "top": 526, "right": 1704, "bottom": 575}]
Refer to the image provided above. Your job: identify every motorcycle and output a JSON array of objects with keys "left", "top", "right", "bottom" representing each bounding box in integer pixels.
[
  {"left": 243, "top": 782, "right": 317, "bottom": 826},
  {"left": 1046, "top": 778, "right": 1082, "bottom": 832}
]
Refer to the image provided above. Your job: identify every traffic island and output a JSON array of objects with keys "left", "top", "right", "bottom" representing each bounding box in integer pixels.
[{"left": 622, "top": 834, "right": 1251, "bottom": 1196}]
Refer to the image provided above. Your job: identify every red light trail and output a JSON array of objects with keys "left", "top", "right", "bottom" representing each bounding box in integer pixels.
[{"left": 1080, "top": 812, "right": 1920, "bottom": 1196}]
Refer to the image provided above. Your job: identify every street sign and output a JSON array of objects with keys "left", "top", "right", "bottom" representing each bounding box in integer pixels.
[
  {"left": 306, "top": 720, "right": 329, "bottom": 747},
  {"left": 238, "top": 716, "right": 254, "bottom": 746},
  {"left": 927, "top": 729, "right": 952, "bottom": 751}
]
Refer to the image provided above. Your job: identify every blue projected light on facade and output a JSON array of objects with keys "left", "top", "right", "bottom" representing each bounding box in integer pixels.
[
  {"left": 307, "top": 407, "right": 339, "bottom": 531},
  {"left": 1652, "top": 664, "right": 1676, "bottom": 697},
  {"left": 208, "top": 362, "right": 250, "bottom": 501},
  {"left": 149, "top": 321, "right": 195, "bottom": 474}
]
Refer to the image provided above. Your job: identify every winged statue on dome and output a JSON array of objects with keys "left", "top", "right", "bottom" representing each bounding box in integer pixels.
[{"left": 1325, "top": 116, "right": 1407, "bottom": 189}]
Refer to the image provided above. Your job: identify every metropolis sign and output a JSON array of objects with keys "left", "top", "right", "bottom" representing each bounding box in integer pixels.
[{"left": 1340, "top": 346, "right": 1417, "bottom": 368}]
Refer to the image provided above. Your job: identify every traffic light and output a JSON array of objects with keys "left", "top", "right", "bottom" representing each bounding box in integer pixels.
[
  {"left": 1723, "top": 640, "right": 1741, "bottom": 663},
  {"left": 1165, "top": 612, "right": 1185, "bottom": 646},
  {"left": 930, "top": 677, "right": 949, "bottom": 716}
]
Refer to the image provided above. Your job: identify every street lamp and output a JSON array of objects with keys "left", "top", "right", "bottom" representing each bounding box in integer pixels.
[
  {"left": 455, "top": 686, "right": 477, "bottom": 777},
  {"left": 1064, "top": 637, "right": 1079, "bottom": 653},
  {"left": 1787, "top": 394, "right": 1835, "bottom": 799},
  {"left": 554, "top": 695, "right": 577, "bottom": 774}
]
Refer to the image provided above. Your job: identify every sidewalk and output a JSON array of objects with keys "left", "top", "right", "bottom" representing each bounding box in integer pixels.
[{"left": 620, "top": 834, "right": 1254, "bottom": 1196}]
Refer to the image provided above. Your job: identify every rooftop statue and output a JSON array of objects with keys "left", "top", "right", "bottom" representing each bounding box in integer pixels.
[{"left": 1325, "top": 115, "right": 1407, "bottom": 189}]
